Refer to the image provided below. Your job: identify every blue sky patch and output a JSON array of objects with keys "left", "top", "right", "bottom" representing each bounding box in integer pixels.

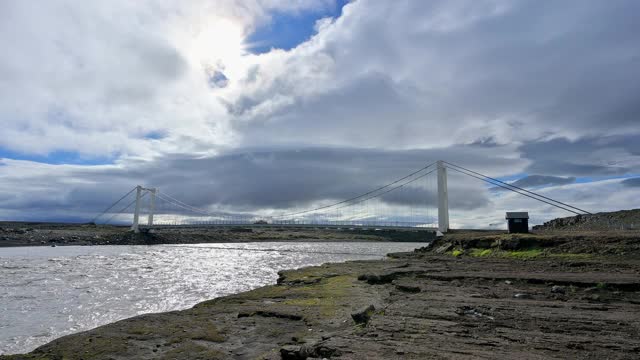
[
  {"left": 144, "top": 131, "right": 166, "bottom": 140},
  {"left": 0, "top": 148, "right": 115, "bottom": 165},
  {"left": 246, "top": 0, "right": 349, "bottom": 54},
  {"left": 208, "top": 70, "right": 229, "bottom": 88}
]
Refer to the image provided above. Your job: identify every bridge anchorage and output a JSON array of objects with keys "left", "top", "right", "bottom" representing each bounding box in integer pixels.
[{"left": 92, "top": 160, "right": 591, "bottom": 233}]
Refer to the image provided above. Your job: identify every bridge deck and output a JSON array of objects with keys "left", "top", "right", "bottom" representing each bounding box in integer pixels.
[{"left": 141, "top": 223, "right": 437, "bottom": 232}]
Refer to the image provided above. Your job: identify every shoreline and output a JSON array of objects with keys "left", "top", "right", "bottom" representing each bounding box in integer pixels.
[
  {"left": 0, "top": 222, "right": 435, "bottom": 248},
  {"left": 3, "top": 231, "right": 640, "bottom": 359}
]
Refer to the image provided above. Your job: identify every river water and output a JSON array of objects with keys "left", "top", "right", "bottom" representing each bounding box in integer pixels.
[{"left": 0, "top": 242, "right": 423, "bottom": 355}]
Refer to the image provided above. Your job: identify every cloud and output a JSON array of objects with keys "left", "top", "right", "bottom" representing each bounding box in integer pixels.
[
  {"left": 500, "top": 175, "right": 576, "bottom": 189},
  {"left": 226, "top": 0, "right": 640, "bottom": 152},
  {"left": 1, "top": 1, "right": 640, "bottom": 227},
  {"left": 0, "top": 147, "right": 636, "bottom": 228},
  {"left": 518, "top": 135, "right": 640, "bottom": 176},
  {"left": 0, "top": 0, "right": 336, "bottom": 158},
  {"left": 622, "top": 178, "right": 640, "bottom": 188},
  {"left": 0, "top": 145, "right": 515, "bottom": 222}
]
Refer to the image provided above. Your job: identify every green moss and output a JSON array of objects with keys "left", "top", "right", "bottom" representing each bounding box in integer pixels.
[
  {"left": 189, "top": 327, "right": 225, "bottom": 342},
  {"left": 284, "top": 298, "right": 323, "bottom": 306},
  {"left": 160, "top": 341, "right": 225, "bottom": 360},
  {"left": 284, "top": 275, "right": 354, "bottom": 318},
  {"left": 463, "top": 248, "right": 592, "bottom": 260},
  {"left": 596, "top": 282, "right": 607, "bottom": 289},
  {"left": 469, "top": 248, "right": 493, "bottom": 257},
  {"left": 448, "top": 247, "right": 542, "bottom": 259},
  {"left": 498, "top": 249, "right": 543, "bottom": 259},
  {"left": 547, "top": 253, "right": 593, "bottom": 260},
  {"left": 126, "top": 325, "right": 155, "bottom": 335},
  {"left": 123, "top": 319, "right": 225, "bottom": 344}
]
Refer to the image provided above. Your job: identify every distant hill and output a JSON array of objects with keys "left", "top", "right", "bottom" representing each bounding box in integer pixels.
[{"left": 533, "top": 209, "right": 640, "bottom": 231}]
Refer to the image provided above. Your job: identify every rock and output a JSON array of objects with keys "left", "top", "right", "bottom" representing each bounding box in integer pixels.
[
  {"left": 590, "top": 294, "right": 601, "bottom": 302},
  {"left": 351, "top": 305, "right": 376, "bottom": 325},
  {"left": 395, "top": 284, "right": 421, "bottom": 293},
  {"left": 551, "top": 285, "right": 566, "bottom": 294},
  {"left": 497, "top": 238, "right": 521, "bottom": 250},
  {"left": 513, "top": 293, "right": 533, "bottom": 299},
  {"left": 280, "top": 345, "right": 304, "bottom": 360},
  {"left": 505, "top": 280, "right": 512, "bottom": 285},
  {"left": 357, "top": 274, "right": 381, "bottom": 284},
  {"left": 456, "top": 306, "right": 495, "bottom": 320},
  {"left": 280, "top": 344, "right": 320, "bottom": 360},
  {"left": 359, "top": 273, "right": 401, "bottom": 285},
  {"left": 434, "top": 243, "right": 454, "bottom": 254}
]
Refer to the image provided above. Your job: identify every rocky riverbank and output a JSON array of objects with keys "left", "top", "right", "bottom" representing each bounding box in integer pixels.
[
  {"left": 3, "top": 231, "right": 639, "bottom": 359},
  {"left": 0, "top": 222, "right": 432, "bottom": 247}
]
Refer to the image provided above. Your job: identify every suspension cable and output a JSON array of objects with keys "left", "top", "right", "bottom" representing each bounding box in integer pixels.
[
  {"left": 102, "top": 191, "right": 148, "bottom": 225},
  {"left": 90, "top": 186, "right": 137, "bottom": 224},
  {"left": 444, "top": 161, "right": 591, "bottom": 214},
  {"left": 330, "top": 168, "right": 437, "bottom": 212},
  {"left": 156, "top": 191, "right": 217, "bottom": 215},
  {"left": 155, "top": 192, "right": 221, "bottom": 217},
  {"left": 445, "top": 166, "right": 584, "bottom": 215},
  {"left": 273, "top": 161, "right": 437, "bottom": 218}
]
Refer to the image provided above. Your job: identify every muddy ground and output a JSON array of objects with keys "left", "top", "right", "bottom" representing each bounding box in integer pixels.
[
  {"left": 0, "top": 222, "right": 433, "bottom": 247},
  {"left": 2, "top": 230, "right": 639, "bottom": 359}
]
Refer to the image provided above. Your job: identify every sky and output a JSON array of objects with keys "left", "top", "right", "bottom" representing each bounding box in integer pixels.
[{"left": 0, "top": 0, "right": 639, "bottom": 228}]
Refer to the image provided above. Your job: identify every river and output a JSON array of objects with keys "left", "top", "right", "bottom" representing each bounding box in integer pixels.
[{"left": 0, "top": 242, "right": 424, "bottom": 355}]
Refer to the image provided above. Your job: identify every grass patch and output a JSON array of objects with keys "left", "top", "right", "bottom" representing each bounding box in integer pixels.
[{"left": 451, "top": 249, "right": 463, "bottom": 257}]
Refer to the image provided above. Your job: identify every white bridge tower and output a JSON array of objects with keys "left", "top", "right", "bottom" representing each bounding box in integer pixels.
[
  {"left": 437, "top": 160, "right": 450, "bottom": 233},
  {"left": 131, "top": 186, "right": 157, "bottom": 233}
]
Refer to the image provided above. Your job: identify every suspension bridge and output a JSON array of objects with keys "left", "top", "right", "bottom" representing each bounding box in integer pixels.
[{"left": 91, "top": 161, "right": 592, "bottom": 233}]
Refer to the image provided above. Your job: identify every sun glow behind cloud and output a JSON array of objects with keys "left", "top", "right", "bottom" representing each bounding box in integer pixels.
[{"left": 186, "top": 18, "right": 247, "bottom": 85}]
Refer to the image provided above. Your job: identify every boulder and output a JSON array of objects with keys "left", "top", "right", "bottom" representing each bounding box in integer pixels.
[
  {"left": 395, "top": 284, "right": 421, "bottom": 293},
  {"left": 351, "top": 305, "right": 376, "bottom": 325}
]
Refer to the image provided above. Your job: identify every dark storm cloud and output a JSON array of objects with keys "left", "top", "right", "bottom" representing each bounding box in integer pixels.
[
  {"left": 622, "top": 178, "right": 640, "bottom": 188},
  {"left": 131, "top": 146, "right": 500, "bottom": 211},
  {"left": 0, "top": 145, "right": 513, "bottom": 221},
  {"left": 518, "top": 136, "right": 640, "bottom": 177}
]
